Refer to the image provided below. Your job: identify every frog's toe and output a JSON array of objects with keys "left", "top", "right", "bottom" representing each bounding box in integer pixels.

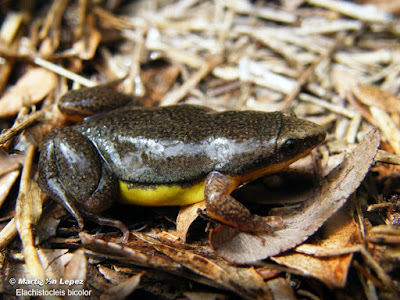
[
  {"left": 241, "top": 215, "right": 283, "bottom": 234},
  {"left": 82, "top": 210, "right": 130, "bottom": 243}
]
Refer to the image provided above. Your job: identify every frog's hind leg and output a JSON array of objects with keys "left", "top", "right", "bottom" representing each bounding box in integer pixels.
[
  {"left": 81, "top": 169, "right": 130, "bottom": 243},
  {"left": 38, "top": 128, "right": 87, "bottom": 229},
  {"left": 81, "top": 210, "right": 130, "bottom": 243},
  {"left": 38, "top": 127, "right": 128, "bottom": 242},
  {"left": 204, "top": 171, "right": 283, "bottom": 234}
]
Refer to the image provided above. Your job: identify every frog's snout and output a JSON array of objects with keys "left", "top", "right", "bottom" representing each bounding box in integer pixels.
[
  {"left": 306, "top": 123, "right": 326, "bottom": 151},
  {"left": 316, "top": 125, "right": 327, "bottom": 145},
  {"left": 275, "top": 118, "right": 326, "bottom": 164}
]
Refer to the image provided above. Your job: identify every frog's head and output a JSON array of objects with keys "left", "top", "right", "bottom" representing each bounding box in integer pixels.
[{"left": 274, "top": 112, "right": 326, "bottom": 165}]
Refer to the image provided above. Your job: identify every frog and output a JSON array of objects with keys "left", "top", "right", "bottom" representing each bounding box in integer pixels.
[{"left": 38, "top": 86, "right": 326, "bottom": 242}]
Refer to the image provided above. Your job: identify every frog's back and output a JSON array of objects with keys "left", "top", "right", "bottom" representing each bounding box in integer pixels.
[{"left": 75, "top": 104, "right": 282, "bottom": 184}]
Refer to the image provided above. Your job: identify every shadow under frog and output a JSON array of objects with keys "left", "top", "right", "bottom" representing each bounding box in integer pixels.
[{"left": 38, "top": 86, "right": 326, "bottom": 242}]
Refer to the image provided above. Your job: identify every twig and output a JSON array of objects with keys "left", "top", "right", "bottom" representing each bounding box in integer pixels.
[
  {"left": 0, "top": 110, "right": 44, "bottom": 146},
  {"left": 34, "top": 57, "right": 96, "bottom": 87},
  {"left": 161, "top": 56, "right": 222, "bottom": 105}
]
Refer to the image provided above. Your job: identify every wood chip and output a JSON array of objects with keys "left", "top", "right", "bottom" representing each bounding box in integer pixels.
[{"left": 0, "top": 68, "right": 57, "bottom": 118}]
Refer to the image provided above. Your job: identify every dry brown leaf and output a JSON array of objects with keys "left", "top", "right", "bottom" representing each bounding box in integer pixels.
[
  {"left": 183, "top": 291, "right": 229, "bottom": 300},
  {"left": 36, "top": 249, "right": 73, "bottom": 281},
  {"left": 3, "top": 249, "right": 73, "bottom": 295},
  {"left": 210, "top": 129, "right": 380, "bottom": 264},
  {"left": 34, "top": 203, "right": 66, "bottom": 244},
  {"left": 0, "top": 68, "right": 57, "bottom": 118},
  {"left": 79, "top": 232, "right": 181, "bottom": 270},
  {"left": 80, "top": 232, "right": 256, "bottom": 296},
  {"left": 141, "top": 64, "right": 181, "bottom": 105},
  {"left": 265, "top": 277, "right": 296, "bottom": 300},
  {"left": 177, "top": 202, "right": 206, "bottom": 242},
  {"left": 272, "top": 208, "right": 359, "bottom": 288},
  {"left": 0, "top": 170, "right": 20, "bottom": 207},
  {"left": 63, "top": 248, "right": 87, "bottom": 284},
  {"left": 58, "top": 248, "right": 91, "bottom": 299},
  {"left": 100, "top": 272, "right": 143, "bottom": 300},
  {"left": 98, "top": 265, "right": 130, "bottom": 286},
  {"left": 354, "top": 83, "right": 400, "bottom": 113},
  {"left": 137, "top": 234, "right": 273, "bottom": 300},
  {"left": 0, "top": 153, "right": 24, "bottom": 177}
]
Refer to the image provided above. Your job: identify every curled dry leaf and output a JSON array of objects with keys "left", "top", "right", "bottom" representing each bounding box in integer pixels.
[
  {"left": 0, "top": 68, "right": 57, "bottom": 118},
  {"left": 177, "top": 202, "right": 206, "bottom": 242},
  {"left": 272, "top": 208, "right": 359, "bottom": 288},
  {"left": 210, "top": 129, "right": 380, "bottom": 264}
]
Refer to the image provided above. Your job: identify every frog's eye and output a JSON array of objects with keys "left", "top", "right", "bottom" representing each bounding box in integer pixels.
[{"left": 280, "top": 138, "right": 297, "bottom": 155}]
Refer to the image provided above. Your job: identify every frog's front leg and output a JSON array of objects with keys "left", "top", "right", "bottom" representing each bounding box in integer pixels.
[
  {"left": 38, "top": 127, "right": 129, "bottom": 242},
  {"left": 204, "top": 171, "right": 283, "bottom": 233}
]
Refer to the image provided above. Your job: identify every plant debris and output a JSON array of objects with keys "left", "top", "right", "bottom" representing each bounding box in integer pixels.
[{"left": 0, "top": 0, "right": 400, "bottom": 299}]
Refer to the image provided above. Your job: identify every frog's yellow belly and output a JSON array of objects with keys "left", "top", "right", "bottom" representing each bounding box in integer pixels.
[
  {"left": 118, "top": 155, "right": 305, "bottom": 207},
  {"left": 119, "top": 180, "right": 208, "bottom": 206}
]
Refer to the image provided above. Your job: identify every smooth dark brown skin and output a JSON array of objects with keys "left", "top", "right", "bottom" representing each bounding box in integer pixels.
[
  {"left": 58, "top": 85, "right": 140, "bottom": 116},
  {"left": 38, "top": 86, "right": 326, "bottom": 242}
]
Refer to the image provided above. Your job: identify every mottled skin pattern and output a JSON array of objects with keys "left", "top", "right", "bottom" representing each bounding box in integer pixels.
[
  {"left": 78, "top": 106, "right": 278, "bottom": 183},
  {"left": 59, "top": 85, "right": 139, "bottom": 116},
  {"left": 38, "top": 87, "right": 326, "bottom": 242}
]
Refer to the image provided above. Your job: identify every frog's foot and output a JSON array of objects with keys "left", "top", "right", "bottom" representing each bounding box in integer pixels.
[
  {"left": 204, "top": 171, "right": 283, "bottom": 234},
  {"left": 38, "top": 127, "right": 125, "bottom": 241},
  {"left": 82, "top": 210, "right": 130, "bottom": 243}
]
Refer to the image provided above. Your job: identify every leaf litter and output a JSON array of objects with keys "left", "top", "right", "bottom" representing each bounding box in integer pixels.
[{"left": 0, "top": 0, "right": 400, "bottom": 299}]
